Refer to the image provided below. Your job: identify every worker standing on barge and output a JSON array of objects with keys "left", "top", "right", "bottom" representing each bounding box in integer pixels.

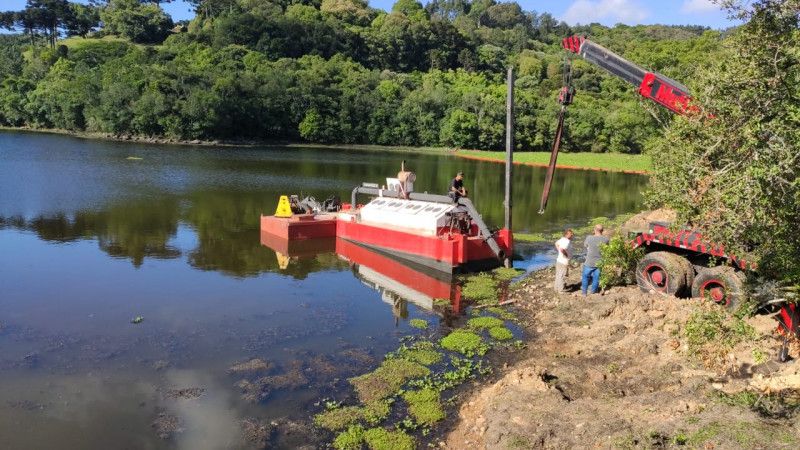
[{"left": 449, "top": 171, "right": 468, "bottom": 202}]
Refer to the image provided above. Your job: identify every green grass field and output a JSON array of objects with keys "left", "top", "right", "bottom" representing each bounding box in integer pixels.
[{"left": 458, "top": 150, "right": 652, "bottom": 173}]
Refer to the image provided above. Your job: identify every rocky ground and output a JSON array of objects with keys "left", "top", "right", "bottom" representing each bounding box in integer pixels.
[{"left": 445, "top": 267, "right": 800, "bottom": 449}]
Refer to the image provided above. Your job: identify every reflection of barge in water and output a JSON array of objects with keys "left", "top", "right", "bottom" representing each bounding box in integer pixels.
[
  {"left": 259, "top": 233, "right": 463, "bottom": 316},
  {"left": 260, "top": 177, "right": 513, "bottom": 273},
  {"left": 336, "top": 238, "right": 462, "bottom": 315}
]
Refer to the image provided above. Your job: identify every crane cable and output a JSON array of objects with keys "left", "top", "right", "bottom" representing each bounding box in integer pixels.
[{"left": 538, "top": 57, "right": 574, "bottom": 214}]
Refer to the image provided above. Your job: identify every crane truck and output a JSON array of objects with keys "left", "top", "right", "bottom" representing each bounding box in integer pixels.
[{"left": 540, "top": 35, "right": 799, "bottom": 345}]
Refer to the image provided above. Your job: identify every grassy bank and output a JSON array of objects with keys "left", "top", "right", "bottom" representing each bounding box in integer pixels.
[{"left": 457, "top": 150, "right": 652, "bottom": 174}]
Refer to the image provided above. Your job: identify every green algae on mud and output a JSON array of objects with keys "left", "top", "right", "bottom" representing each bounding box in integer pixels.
[
  {"left": 350, "top": 358, "right": 431, "bottom": 404},
  {"left": 316, "top": 268, "right": 525, "bottom": 448},
  {"left": 390, "top": 341, "right": 443, "bottom": 366},
  {"left": 363, "top": 427, "right": 416, "bottom": 450},
  {"left": 402, "top": 388, "right": 446, "bottom": 426}
]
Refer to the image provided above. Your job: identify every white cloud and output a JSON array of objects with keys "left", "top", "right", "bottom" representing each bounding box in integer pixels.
[
  {"left": 680, "top": 0, "right": 719, "bottom": 13},
  {"left": 561, "top": 0, "right": 650, "bottom": 25}
]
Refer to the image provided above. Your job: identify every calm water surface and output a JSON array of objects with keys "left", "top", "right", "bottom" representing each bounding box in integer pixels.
[{"left": 0, "top": 131, "right": 646, "bottom": 449}]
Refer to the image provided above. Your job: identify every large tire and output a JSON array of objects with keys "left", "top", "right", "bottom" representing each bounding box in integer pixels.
[
  {"left": 636, "top": 251, "right": 693, "bottom": 296},
  {"left": 691, "top": 266, "right": 745, "bottom": 310}
]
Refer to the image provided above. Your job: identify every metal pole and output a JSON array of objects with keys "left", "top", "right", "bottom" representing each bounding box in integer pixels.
[
  {"left": 504, "top": 67, "right": 514, "bottom": 268},
  {"left": 504, "top": 69, "right": 514, "bottom": 231}
]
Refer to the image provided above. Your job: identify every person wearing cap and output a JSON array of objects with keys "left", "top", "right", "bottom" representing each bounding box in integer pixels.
[
  {"left": 582, "top": 224, "right": 610, "bottom": 296},
  {"left": 449, "top": 171, "right": 468, "bottom": 202}
]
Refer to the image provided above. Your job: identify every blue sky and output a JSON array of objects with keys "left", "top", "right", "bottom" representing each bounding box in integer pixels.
[{"left": 2, "top": 0, "right": 737, "bottom": 29}]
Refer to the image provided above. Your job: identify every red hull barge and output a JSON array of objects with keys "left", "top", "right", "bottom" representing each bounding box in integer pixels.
[
  {"left": 336, "top": 218, "right": 511, "bottom": 272},
  {"left": 260, "top": 214, "right": 336, "bottom": 240},
  {"left": 260, "top": 183, "right": 513, "bottom": 274}
]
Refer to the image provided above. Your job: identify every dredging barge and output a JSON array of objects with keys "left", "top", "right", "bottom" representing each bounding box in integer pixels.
[{"left": 260, "top": 179, "right": 513, "bottom": 274}]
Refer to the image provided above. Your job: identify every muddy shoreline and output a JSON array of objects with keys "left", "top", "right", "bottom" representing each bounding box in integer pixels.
[{"left": 442, "top": 268, "right": 800, "bottom": 449}]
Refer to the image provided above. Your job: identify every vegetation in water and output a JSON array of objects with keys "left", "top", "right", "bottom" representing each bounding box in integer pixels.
[
  {"left": 314, "top": 399, "right": 393, "bottom": 431},
  {"left": 461, "top": 273, "right": 498, "bottom": 305},
  {"left": 467, "top": 316, "right": 505, "bottom": 330},
  {"left": 598, "top": 235, "right": 646, "bottom": 289},
  {"left": 491, "top": 267, "right": 524, "bottom": 281},
  {"left": 350, "top": 358, "right": 430, "bottom": 404},
  {"left": 0, "top": 1, "right": 723, "bottom": 154},
  {"left": 363, "top": 427, "right": 415, "bottom": 450},
  {"left": 333, "top": 424, "right": 365, "bottom": 450},
  {"left": 408, "top": 318, "right": 428, "bottom": 330},
  {"left": 489, "top": 326, "right": 514, "bottom": 341},
  {"left": 311, "top": 252, "right": 518, "bottom": 446},
  {"left": 440, "top": 329, "right": 488, "bottom": 357},
  {"left": 389, "top": 341, "right": 443, "bottom": 366},
  {"left": 402, "top": 388, "right": 445, "bottom": 426}
]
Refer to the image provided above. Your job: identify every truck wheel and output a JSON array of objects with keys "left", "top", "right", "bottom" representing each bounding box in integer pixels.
[
  {"left": 691, "top": 266, "right": 745, "bottom": 310},
  {"left": 636, "top": 252, "right": 692, "bottom": 296}
]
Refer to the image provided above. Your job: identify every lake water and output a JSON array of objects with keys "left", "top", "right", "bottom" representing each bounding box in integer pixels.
[{"left": 0, "top": 131, "right": 647, "bottom": 449}]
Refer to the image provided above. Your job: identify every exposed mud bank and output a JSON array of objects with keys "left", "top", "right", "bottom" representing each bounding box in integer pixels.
[{"left": 445, "top": 268, "right": 800, "bottom": 449}]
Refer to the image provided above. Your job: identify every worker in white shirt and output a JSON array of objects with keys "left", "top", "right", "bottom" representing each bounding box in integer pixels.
[{"left": 554, "top": 229, "right": 574, "bottom": 293}]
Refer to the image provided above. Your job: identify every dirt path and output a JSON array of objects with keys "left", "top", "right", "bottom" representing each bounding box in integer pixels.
[{"left": 446, "top": 268, "right": 800, "bottom": 449}]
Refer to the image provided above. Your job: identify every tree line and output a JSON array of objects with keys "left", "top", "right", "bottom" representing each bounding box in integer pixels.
[{"left": 0, "top": 0, "right": 722, "bottom": 152}]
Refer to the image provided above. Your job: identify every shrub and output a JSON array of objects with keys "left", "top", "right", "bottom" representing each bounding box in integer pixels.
[{"left": 598, "top": 235, "right": 645, "bottom": 289}]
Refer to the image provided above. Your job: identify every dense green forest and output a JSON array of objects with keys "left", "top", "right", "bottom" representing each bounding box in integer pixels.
[{"left": 0, "top": 0, "right": 723, "bottom": 152}]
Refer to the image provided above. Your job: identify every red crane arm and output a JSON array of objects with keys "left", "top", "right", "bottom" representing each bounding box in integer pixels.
[{"left": 562, "top": 36, "right": 694, "bottom": 115}]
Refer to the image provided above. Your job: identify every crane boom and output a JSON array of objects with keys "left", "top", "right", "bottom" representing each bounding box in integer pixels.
[
  {"left": 538, "top": 36, "right": 698, "bottom": 214},
  {"left": 561, "top": 36, "right": 693, "bottom": 115}
]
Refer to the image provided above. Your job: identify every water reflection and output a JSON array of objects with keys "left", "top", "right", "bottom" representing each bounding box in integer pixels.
[{"left": 0, "top": 131, "right": 647, "bottom": 449}]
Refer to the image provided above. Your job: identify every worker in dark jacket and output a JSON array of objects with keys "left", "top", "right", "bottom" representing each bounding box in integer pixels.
[
  {"left": 582, "top": 224, "right": 609, "bottom": 295},
  {"left": 449, "top": 171, "right": 467, "bottom": 202}
]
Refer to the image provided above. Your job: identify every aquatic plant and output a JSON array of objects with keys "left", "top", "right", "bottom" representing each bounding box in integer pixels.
[
  {"left": 440, "top": 330, "right": 488, "bottom": 357},
  {"left": 314, "top": 399, "right": 392, "bottom": 431},
  {"left": 492, "top": 267, "right": 523, "bottom": 281},
  {"left": 489, "top": 326, "right": 514, "bottom": 341},
  {"left": 333, "top": 424, "right": 365, "bottom": 450},
  {"left": 461, "top": 273, "right": 498, "bottom": 304},
  {"left": 392, "top": 341, "right": 443, "bottom": 366},
  {"left": 350, "top": 358, "right": 430, "bottom": 404},
  {"left": 363, "top": 427, "right": 415, "bottom": 450},
  {"left": 402, "top": 388, "right": 445, "bottom": 426},
  {"left": 467, "top": 316, "right": 504, "bottom": 330},
  {"left": 315, "top": 405, "right": 368, "bottom": 431},
  {"left": 408, "top": 318, "right": 428, "bottom": 330}
]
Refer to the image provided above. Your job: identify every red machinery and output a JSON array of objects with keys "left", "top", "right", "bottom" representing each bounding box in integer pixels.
[{"left": 544, "top": 36, "right": 799, "bottom": 344}]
